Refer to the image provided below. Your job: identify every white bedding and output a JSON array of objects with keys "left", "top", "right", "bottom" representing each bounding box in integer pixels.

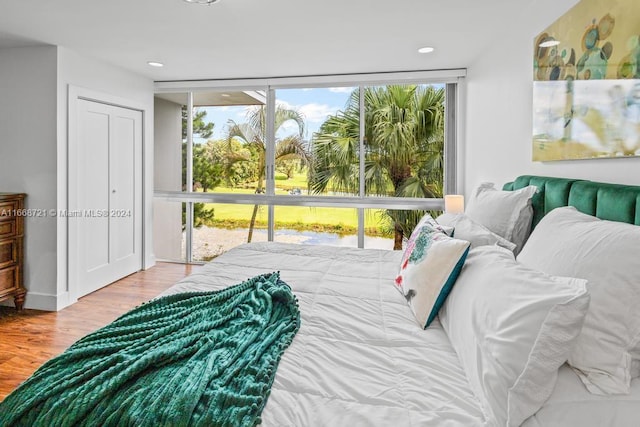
[
  {"left": 163, "top": 242, "right": 485, "bottom": 426},
  {"left": 161, "top": 242, "right": 640, "bottom": 426},
  {"left": 522, "top": 365, "right": 640, "bottom": 427}
]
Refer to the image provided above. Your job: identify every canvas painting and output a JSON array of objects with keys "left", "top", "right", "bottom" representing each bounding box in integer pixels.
[{"left": 532, "top": 0, "right": 640, "bottom": 161}]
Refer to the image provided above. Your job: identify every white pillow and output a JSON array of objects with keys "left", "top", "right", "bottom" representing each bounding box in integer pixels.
[
  {"left": 437, "top": 213, "right": 517, "bottom": 253},
  {"left": 395, "top": 214, "right": 470, "bottom": 328},
  {"left": 440, "top": 245, "right": 590, "bottom": 427},
  {"left": 465, "top": 183, "right": 537, "bottom": 254},
  {"left": 517, "top": 206, "right": 640, "bottom": 395}
]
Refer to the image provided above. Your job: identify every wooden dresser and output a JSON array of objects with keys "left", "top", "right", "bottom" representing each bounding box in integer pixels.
[{"left": 0, "top": 193, "right": 26, "bottom": 310}]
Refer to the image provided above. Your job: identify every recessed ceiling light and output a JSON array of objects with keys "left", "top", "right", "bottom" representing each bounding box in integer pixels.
[
  {"left": 147, "top": 61, "right": 164, "bottom": 67},
  {"left": 221, "top": 93, "right": 231, "bottom": 97},
  {"left": 539, "top": 40, "right": 560, "bottom": 48},
  {"left": 418, "top": 46, "right": 435, "bottom": 54}
]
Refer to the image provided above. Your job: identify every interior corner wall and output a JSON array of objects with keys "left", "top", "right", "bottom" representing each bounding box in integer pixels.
[
  {"left": 464, "top": 0, "right": 640, "bottom": 194},
  {"left": 153, "top": 97, "right": 183, "bottom": 260},
  {"left": 0, "top": 45, "right": 58, "bottom": 310},
  {"left": 56, "top": 47, "right": 155, "bottom": 310}
]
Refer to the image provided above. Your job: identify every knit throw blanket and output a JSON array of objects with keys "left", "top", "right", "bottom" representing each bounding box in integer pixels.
[{"left": 0, "top": 272, "right": 300, "bottom": 427}]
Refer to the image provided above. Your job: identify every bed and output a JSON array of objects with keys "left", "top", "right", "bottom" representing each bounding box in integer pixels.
[
  {"left": 1, "top": 175, "right": 639, "bottom": 426},
  {"left": 162, "top": 242, "right": 486, "bottom": 426}
]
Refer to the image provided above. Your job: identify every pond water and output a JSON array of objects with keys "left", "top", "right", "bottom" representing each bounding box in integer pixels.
[
  {"left": 272, "top": 228, "right": 394, "bottom": 249},
  {"left": 189, "top": 226, "right": 396, "bottom": 261}
]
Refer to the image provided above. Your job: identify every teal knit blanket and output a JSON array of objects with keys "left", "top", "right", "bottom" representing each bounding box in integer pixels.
[{"left": 0, "top": 272, "right": 300, "bottom": 427}]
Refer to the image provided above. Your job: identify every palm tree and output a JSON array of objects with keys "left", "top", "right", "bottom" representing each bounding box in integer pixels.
[
  {"left": 310, "top": 85, "right": 445, "bottom": 249},
  {"left": 227, "top": 105, "right": 311, "bottom": 242}
]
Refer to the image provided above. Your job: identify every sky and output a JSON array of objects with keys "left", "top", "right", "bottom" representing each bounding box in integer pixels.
[{"left": 195, "top": 87, "right": 357, "bottom": 143}]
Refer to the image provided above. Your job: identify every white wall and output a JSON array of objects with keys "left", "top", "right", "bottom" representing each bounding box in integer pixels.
[
  {"left": 153, "top": 97, "right": 183, "bottom": 260},
  {"left": 56, "top": 47, "right": 155, "bottom": 309},
  {"left": 464, "top": 0, "right": 640, "bottom": 195},
  {"left": 0, "top": 45, "right": 155, "bottom": 311},
  {"left": 0, "top": 46, "right": 58, "bottom": 309}
]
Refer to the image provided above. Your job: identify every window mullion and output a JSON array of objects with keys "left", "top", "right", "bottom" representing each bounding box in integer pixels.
[
  {"left": 186, "top": 91, "right": 194, "bottom": 263},
  {"left": 444, "top": 83, "right": 457, "bottom": 195},
  {"left": 358, "top": 85, "right": 365, "bottom": 248},
  {"left": 359, "top": 85, "right": 365, "bottom": 197},
  {"left": 266, "top": 87, "right": 276, "bottom": 241}
]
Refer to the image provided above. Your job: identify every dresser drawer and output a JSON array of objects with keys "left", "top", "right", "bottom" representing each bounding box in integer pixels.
[
  {"left": 0, "top": 219, "right": 17, "bottom": 239},
  {"left": 0, "top": 265, "right": 19, "bottom": 294},
  {"left": 0, "top": 199, "right": 22, "bottom": 217},
  {"left": 0, "top": 238, "right": 18, "bottom": 269}
]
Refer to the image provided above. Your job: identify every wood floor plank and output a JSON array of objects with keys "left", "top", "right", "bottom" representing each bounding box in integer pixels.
[{"left": 0, "top": 262, "right": 200, "bottom": 401}]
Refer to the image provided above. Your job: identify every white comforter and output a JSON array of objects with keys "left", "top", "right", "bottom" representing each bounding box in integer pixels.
[{"left": 163, "top": 242, "right": 486, "bottom": 426}]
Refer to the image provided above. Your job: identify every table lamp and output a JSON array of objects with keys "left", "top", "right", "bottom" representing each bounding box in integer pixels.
[{"left": 444, "top": 195, "right": 464, "bottom": 214}]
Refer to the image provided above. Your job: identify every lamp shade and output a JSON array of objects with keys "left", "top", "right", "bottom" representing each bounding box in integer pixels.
[{"left": 444, "top": 195, "right": 465, "bottom": 214}]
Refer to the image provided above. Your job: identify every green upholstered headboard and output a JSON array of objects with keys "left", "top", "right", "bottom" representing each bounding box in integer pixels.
[{"left": 503, "top": 175, "right": 640, "bottom": 229}]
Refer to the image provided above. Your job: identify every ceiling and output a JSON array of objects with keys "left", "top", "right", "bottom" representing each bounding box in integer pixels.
[{"left": 0, "top": 0, "right": 545, "bottom": 82}]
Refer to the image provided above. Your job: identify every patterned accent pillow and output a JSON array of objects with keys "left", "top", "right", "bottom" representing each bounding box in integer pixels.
[
  {"left": 412, "top": 211, "right": 455, "bottom": 237},
  {"left": 395, "top": 214, "right": 470, "bottom": 328}
]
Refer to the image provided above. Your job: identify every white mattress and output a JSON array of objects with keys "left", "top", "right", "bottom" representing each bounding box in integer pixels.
[{"left": 162, "top": 242, "right": 640, "bottom": 426}]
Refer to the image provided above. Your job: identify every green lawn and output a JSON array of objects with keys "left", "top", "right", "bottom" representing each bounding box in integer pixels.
[
  {"left": 200, "top": 185, "right": 391, "bottom": 236},
  {"left": 197, "top": 173, "right": 393, "bottom": 236},
  {"left": 274, "top": 172, "right": 308, "bottom": 190},
  {"left": 212, "top": 203, "right": 358, "bottom": 227},
  {"left": 206, "top": 203, "right": 391, "bottom": 236}
]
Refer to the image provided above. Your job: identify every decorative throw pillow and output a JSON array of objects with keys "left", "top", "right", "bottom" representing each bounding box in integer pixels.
[
  {"left": 517, "top": 206, "right": 640, "bottom": 395},
  {"left": 415, "top": 211, "right": 454, "bottom": 236},
  {"left": 465, "top": 183, "right": 537, "bottom": 254},
  {"left": 440, "top": 245, "right": 590, "bottom": 427},
  {"left": 395, "top": 214, "right": 470, "bottom": 328},
  {"left": 436, "top": 213, "right": 517, "bottom": 253}
]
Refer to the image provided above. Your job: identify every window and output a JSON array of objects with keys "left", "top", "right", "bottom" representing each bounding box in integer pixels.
[
  {"left": 154, "top": 70, "right": 464, "bottom": 262},
  {"left": 275, "top": 86, "right": 359, "bottom": 198}
]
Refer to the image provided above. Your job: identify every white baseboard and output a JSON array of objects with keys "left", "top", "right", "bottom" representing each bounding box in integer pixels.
[
  {"left": 144, "top": 254, "right": 156, "bottom": 270},
  {"left": 19, "top": 291, "right": 76, "bottom": 311}
]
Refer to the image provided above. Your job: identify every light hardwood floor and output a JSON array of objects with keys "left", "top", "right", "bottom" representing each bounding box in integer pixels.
[{"left": 0, "top": 262, "right": 201, "bottom": 401}]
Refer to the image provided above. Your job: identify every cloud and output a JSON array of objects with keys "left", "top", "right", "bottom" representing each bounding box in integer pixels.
[
  {"left": 274, "top": 100, "right": 341, "bottom": 138},
  {"left": 278, "top": 100, "right": 339, "bottom": 124},
  {"left": 299, "top": 103, "right": 340, "bottom": 123},
  {"left": 329, "top": 87, "right": 356, "bottom": 94},
  {"left": 236, "top": 105, "right": 260, "bottom": 119},
  {"left": 278, "top": 121, "right": 301, "bottom": 136}
]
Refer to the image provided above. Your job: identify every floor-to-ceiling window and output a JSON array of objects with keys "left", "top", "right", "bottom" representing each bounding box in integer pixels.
[{"left": 153, "top": 70, "right": 465, "bottom": 262}]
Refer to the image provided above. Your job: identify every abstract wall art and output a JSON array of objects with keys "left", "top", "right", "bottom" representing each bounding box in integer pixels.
[{"left": 533, "top": 0, "right": 640, "bottom": 161}]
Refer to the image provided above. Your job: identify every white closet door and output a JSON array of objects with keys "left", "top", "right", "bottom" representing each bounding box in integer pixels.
[{"left": 71, "top": 99, "right": 142, "bottom": 298}]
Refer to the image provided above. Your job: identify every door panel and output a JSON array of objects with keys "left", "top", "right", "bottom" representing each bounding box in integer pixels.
[
  {"left": 72, "top": 99, "right": 143, "bottom": 298},
  {"left": 78, "top": 106, "right": 110, "bottom": 273},
  {"left": 111, "top": 113, "right": 138, "bottom": 263}
]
